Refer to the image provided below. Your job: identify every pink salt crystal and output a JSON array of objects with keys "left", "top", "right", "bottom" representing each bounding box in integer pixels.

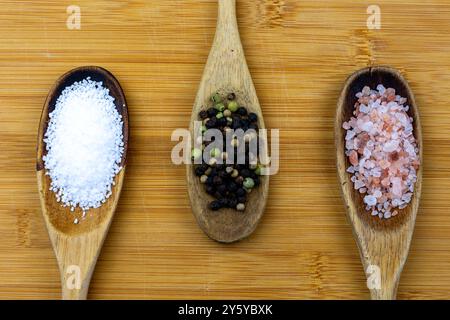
[
  {"left": 343, "top": 84, "right": 420, "bottom": 220},
  {"left": 349, "top": 150, "right": 359, "bottom": 166},
  {"left": 391, "top": 177, "right": 403, "bottom": 197}
]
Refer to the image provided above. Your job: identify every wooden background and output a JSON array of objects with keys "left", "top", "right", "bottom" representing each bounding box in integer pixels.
[{"left": 0, "top": 0, "right": 449, "bottom": 299}]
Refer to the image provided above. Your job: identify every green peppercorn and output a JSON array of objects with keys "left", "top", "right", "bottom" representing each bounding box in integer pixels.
[
  {"left": 210, "top": 147, "right": 221, "bottom": 158},
  {"left": 255, "top": 165, "right": 262, "bottom": 175},
  {"left": 228, "top": 101, "right": 238, "bottom": 112},
  {"left": 192, "top": 148, "right": 202, "bottom": 160},
  {"left": 216, "top": 112, "right": 223, "bottom": 119},
  {"left": 211, "top": 92, "right": 222, "bottom": 103},
  {"left": 215, "top": 103, "right": 225, "bottom": 112},
  {"left": 243, "top": 177, "right": 255, "bottom": 189}
]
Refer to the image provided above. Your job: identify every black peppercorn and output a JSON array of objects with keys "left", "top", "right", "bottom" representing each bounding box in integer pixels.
[
  {"left": 218, "top": 170, "right": 227, "bottom": 178},
  {"left": 248, "top": 112, "right": 258, "bottom": 123},
  {"left": 199, "top": 110, "right": 208, "bottom": 120},
  {"left": 205, "top": 118, "right": 217, "bottom": 129},
  {"left": 195, "top": 166, "right": 205, "bottom": 176},
  {"left": 206, "top": 176, "right": 214, "bottom": 186},
  {"left": 227, "top": 198, "right": 238, "bottom": 208},
  {"left": 218, "top": 117, "right": 227, "bottom": 127},
  {"left": 218, "top": 198, "right": 228, "bottom": 207},
  {"left": 205, "top": 185, "right": 215, "bottom": 195},
  {"left": 237, "top": 195, "right": 246, "bottom": 203},
  {"left": 210, "top": 200, "right": 222, "bottom": 211},
  {"left": 235, "top": 176, "right": 244, "bottom": 185},
  {"left": 207, "top": 107, "right": 218, "bottom": 117},
  {"left": 236, "top": 188, "right": 246, "bottom": 197},
  {"left": 217, "top": 184, "right": 227, "bottom": 194},
  {"left": 237, "top": 107, "right": 247, "bottom": 116},
  {"left": 240, "top": 168, "right": 251, "bottom": 177},
  {"left": 213, "top": 176, "right": 223, "bottom": 185},
  {"left": 227, "top": 93, "right": 236, "bottom": 100},
  {"left": 227, "top": 182, "right": 238, "bottom": 192}
]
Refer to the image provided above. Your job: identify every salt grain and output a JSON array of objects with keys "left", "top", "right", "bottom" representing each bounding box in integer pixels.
[
  {"left": 342, "top": 84, "right": 420, "bottom": 219},
  {"left": 43, "top": 78, "right": 124, "bottom": 220}
]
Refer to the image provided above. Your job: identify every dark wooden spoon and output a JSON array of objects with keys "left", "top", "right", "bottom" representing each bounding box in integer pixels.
[
  {"left": 186, "top": 0, "right": 269, "bottom": 243},
  {"left": 335, "top": 66, "right": 422, "bottom": 299},
  {"left": 36, "top": 66, "right": 129, "bottom": 299}
]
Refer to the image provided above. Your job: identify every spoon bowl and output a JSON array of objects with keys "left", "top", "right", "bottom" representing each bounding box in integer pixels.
[
  {"left": 187, "top": 0, "right": 269, "bottom": 243},
  {"left": 36, "top": 66, "right": 128, "bottom": 299},
  {"left": 335, "top": 66, "right": 422, "bottom": 299}
]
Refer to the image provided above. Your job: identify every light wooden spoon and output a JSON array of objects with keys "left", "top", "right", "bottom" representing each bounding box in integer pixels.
[
  {"left": 187, "top": 0, "right": 269, "bottom": 243},
  {"left": 335, "top": 66, "right": 422, "bottom": 299},
  {"left": 36, "top": 66, "right": 129, "bottom": 299}
]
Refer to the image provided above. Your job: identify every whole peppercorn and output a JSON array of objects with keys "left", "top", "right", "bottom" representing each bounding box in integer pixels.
[
  {"left": 223, "top": 109, "right": 232, "bottom": 117},
  {"left": 236, "top": 203, "right": 245, "bottom": 211},
  {"left": 218, "top": 198, "right": 228, "bottom": 207},
  {"left": 228, "top": 101, "right": 238, "bottom": 112},
  {"left": 253, "top": 176, "right": 260, "bottom": 187},
  {"left": 205, "top": 118, "right": 217, "bottom": 129},
  {"left": 236, "top": 188, "right": 246, "bottom": 197},
  {"left": 218, "top": 117, "right": 227, "bottom": 127},
  {"left": 237, "top": 195, "right": 246, "bottom": 203},
  {"left": 207, "top": 107, "right": 218, "bottom": 117},
  {"left": 206, "top": 176, "right": 214, "bottom": 186},
  {"left": 248, "top": 112, "right": 258, "bottom": 123},
  {"left": 215, "top": 103, "right": 225, "bottom": 112},
  {"left": 211, "top": 92, "right": 222, "bottom": 103},
  {"left": 213, "top": 176, "right": 223, "bottom": 185},
  {"left": 243, "top": 177, "right": 255, "bottom": 189},
  {"left": 210, "top": 200, "right": 222, "bottom": 211},
  {"left": 235, "top": 176, "right": 244, "bottom": 185},
  {"left": 200, "top": 175, "right": 208, "bottom": 184},
  {"left": 217, "top": 184, "right": 227, "bottom": 194},
  {"left": 237, "top": 107, "right": 247, "bottom": 116},
  {"left": 240, "top": 168, "right": 251, "bottom": 178},
  {"left": 205, "top": 185, "right": 215, "bottom": 195},
  {"left": 218, "top": 170, "right": 228, "bottom": 179},
  {"left": 228, "top": 198, "right": 238, "bottom": 208},
  {"left": 227, "top": 181, "right": 238, "bottom": 192},
  {"left": 199, "top": 110, "right": 208, "bottom": 119},
  {"left": 195, "top": 166, "right": 205, "bottom": 176}
]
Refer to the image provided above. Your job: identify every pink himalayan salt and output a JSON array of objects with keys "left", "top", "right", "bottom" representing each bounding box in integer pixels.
[{"left": 343, "top": 84, "right": 420, "bottom": 219}]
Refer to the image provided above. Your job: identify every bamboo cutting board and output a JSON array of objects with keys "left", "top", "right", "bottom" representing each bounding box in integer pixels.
[{"left": 0, "top": 0, "right": 450, "bottom": 299}]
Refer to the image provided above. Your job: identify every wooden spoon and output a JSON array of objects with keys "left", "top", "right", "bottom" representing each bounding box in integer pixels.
[
  {"left": 187, "top": 0, "right": 269, "bottom": 243},
  {"left": 36, "top": 66, "right": 129, "bottom": 299},
  {"left": 335, "top": 66, "right": 422, "bottom": 299}
]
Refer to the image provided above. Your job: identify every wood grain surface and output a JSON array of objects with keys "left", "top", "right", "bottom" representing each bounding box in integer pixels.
[{"left": 0, "top": 0, "right": 449, "bottom": 299}]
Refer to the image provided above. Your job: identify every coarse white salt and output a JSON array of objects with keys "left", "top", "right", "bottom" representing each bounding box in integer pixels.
[{"left": 43, "top": 77, "right": 124, "bottom": 219}]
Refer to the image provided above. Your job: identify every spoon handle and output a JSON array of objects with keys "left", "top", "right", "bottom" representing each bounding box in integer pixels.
[
  {"left": 217, "top": 0, "right": 238, "bottom": 33},
  {"left": 357, "top": 229, "right": 412, "bottom": 300},
  {"left": 53, "top": 233, "right": 102, "bottom": 300}
]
